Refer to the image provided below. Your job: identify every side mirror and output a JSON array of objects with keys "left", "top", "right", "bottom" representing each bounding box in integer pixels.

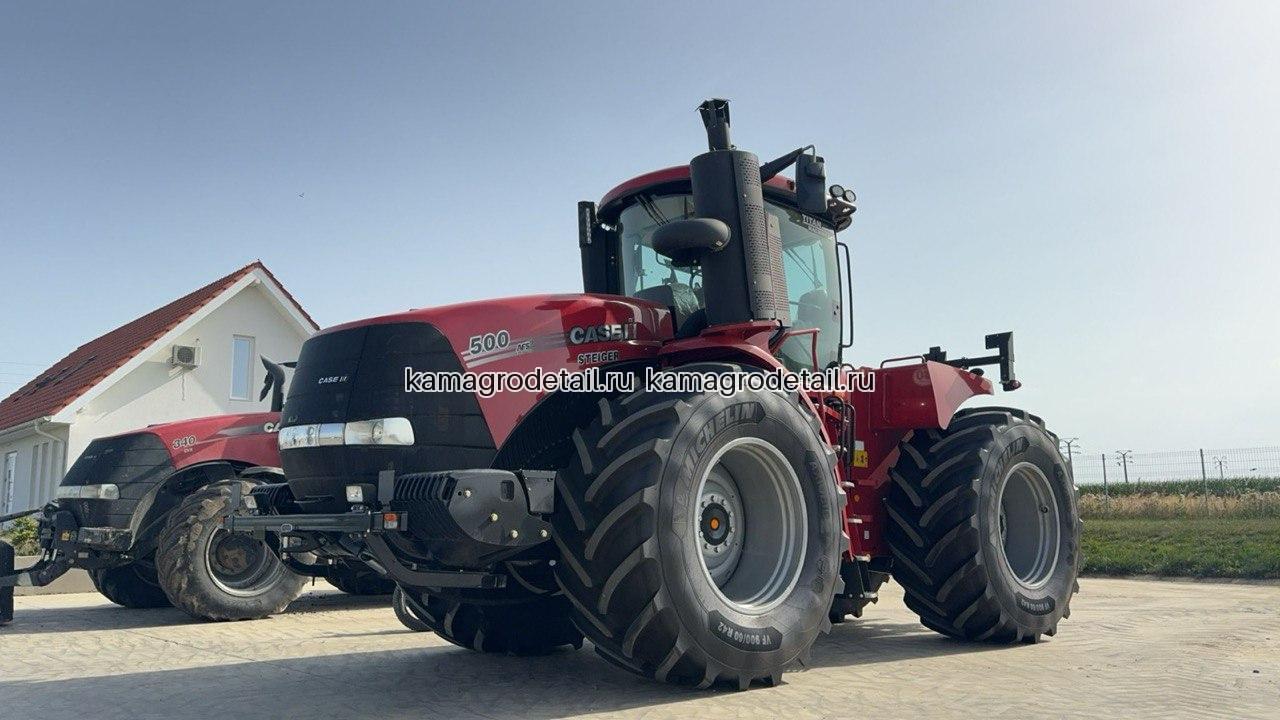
[
  {"left": 651, "top": 218, "right": 731, "bottom": 267},
  {"left": 796, "top": 153, "right": 827, "bottom": 214}
]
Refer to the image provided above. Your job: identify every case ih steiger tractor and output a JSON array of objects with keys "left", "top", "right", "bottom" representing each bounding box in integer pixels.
[
  {"left": 227, "top": 100, "right": 1081, "bottom": 688},
  {"left": 0, "top": 358, "right": 390, "bottom": 626}
]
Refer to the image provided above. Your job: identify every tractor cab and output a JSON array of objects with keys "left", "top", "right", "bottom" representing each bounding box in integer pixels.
[{"left": 579, "top": 101, "right": 856, "bottom": 372}]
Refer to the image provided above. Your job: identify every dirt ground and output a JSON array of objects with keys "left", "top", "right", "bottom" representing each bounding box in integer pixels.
[{"left": 1, "top": 577, "right": 1276, "bottom": 719}]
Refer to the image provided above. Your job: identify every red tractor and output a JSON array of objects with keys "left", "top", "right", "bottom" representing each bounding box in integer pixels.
[
  {"left": 229, "top": 100, "right": 1080, "bottom": 687},
  {"left": 0, "top": 358, "right": 390, "bottom": 625}
]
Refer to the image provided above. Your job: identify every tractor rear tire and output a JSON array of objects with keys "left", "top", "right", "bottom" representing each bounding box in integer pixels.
[
  {"left": 325, "top": 561, "right": 394, "bottom": 596},
  {"left": 397, "top": 586, "right": 582, "bottom": 654},
  {"left": 885, "top": 407, "right": 1080, "bottom": 643},
  {"left": 156, "top": 478, "right": 306, "bottom": 621},
  {"left": 91, "top": 559, "right": 171, "bottom": 609},
  {"left": 551, "top": 366, "right": 844, "bottom": 689}
]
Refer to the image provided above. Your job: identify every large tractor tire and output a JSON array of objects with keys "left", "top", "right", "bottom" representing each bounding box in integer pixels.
[
  {"left": 396, "top": 584, "right": 582, "bottom": 654},
  {"left": 551, "top": 365, "right": 844, "bottom": 689},
  {"left": 391, "top": 585, "right": 432, "bottom": 632},
  {"left": 90, "top": 559, "right": 171, "bottom": 609},
  {"left": 885, "top": 407, "right": 1080, "bottom": 643},
  {"left": 325, "top": 560, "right": 394, "bottom": 596},
  {"left": 156, "top": 478, "right": 306, "bottom": 621}
]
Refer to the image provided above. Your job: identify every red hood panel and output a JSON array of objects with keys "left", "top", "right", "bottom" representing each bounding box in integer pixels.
[
  {"left": 319, "top": 293, "right": 674, "bottom": 446},
  {"left": 131, "top": 412, "right": 282, "bottom": 470}
]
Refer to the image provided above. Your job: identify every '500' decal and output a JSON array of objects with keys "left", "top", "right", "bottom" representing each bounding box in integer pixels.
[{"left": 467, "top": 331, "right": 510, "bottom": 356}]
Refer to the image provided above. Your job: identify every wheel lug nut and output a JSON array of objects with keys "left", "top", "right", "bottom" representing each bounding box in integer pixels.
[{"left": 489, "top": 512, "right": 499, "bottom": 522}]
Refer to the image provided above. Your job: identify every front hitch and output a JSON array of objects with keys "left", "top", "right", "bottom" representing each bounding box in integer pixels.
[
  {"left": 223, "top": 467, "right": 558, "bottom": 591},
  {"left": 1, "top": 505, "right": 80, "bottom": 623}
]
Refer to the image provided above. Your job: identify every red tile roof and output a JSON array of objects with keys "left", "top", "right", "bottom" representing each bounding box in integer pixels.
[{"left": 0, "top": 261, "right": 315, "bottom": 431}]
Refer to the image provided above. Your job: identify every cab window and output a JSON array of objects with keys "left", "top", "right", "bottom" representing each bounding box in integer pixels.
[{"left": 617, "top": 194, "right": 842, "bottom": 370}]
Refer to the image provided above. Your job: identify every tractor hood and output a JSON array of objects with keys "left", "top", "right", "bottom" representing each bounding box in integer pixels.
[
  {"left": 56, "top": 413, "right": 282, "bottom": 530},
  {"left": 279, "top": 293, "right": 671, "bottom": 510}
]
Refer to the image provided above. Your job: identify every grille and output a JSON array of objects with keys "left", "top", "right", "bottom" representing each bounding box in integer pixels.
[
  {"left": 58, "top": 433, "right": 172, "bottom": 528},
  {"left": 281, "top": 322, "right": 496, "bottom": 512}
]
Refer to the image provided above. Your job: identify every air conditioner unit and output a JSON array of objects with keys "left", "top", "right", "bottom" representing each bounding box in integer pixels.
[{"left": 170, "top": 344, "right": 201, "bottom": 368}]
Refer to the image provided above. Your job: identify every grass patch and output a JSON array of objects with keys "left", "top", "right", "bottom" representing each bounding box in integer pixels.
[{"left": 1081, "top": 517, "right": 1280, "bottom": 579}]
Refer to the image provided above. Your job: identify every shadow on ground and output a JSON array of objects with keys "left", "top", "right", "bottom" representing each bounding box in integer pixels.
[
  {"left": 0, "top": 615, "right": 1017, "bottom": 720},
  {"left": 2, "top": 590, "right": 389, "bottom": 636}
]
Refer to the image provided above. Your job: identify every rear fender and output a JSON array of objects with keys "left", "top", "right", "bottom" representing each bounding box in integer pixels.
[{"left": 870, "top": 361, "right": 993, "bottom": 431}]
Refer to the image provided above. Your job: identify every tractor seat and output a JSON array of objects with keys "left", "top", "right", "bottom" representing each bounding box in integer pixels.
[{"left": 634, "top": 283, "right": 707, "bottom": 338}]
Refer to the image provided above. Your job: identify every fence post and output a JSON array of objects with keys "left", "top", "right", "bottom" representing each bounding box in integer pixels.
[
  {"left": 1199, "top": 448, "right": 1209, "bottom": 513},
  {"left": 1101, "top": 453, "right": 1109, "bottom": 511}
]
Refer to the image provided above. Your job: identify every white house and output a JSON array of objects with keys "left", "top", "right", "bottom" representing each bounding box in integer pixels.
[{"left": 0, "top": 261, "right": 317, "bottom": 515}]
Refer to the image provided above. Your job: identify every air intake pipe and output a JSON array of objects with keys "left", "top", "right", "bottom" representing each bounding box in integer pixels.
[{"left": 689, "top": 99, "right": 790, "bottom": 327}]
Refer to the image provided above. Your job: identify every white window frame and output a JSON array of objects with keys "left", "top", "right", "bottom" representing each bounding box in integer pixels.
[
  {"left": 230, "top": 335, "right": 256, "bottom": 401},
  {"left": 2, "top": 451, "right": 15, "bottom": 515}
]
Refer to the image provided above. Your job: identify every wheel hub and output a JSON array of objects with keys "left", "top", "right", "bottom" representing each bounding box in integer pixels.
[
  {"left": 996, "top": 461, "right": 1062, "bottom": 590},
  {"left": 206, "top": 528, "right": 284, "bottom": 597},
  {"left": 692, "top": 437, "right": 807, "bottom": 616}
]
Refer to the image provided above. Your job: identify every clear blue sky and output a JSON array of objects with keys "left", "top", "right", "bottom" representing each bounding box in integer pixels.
[{"left": 2, "top": 2, "right": 1276, "bottom": 453}]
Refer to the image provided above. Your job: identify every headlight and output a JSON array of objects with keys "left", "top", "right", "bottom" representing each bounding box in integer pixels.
[
  {"left": 344, "top": 418, "right": 414, "bottom": 446},
  {"left": 279, "top": 417, "right": 414, "bottom": 450},
  {"left": 56, "top": 484, "right": 120, "bottom": 500},
  {"left": 278, "top": 423, "right": 344, "bottom": 450}
]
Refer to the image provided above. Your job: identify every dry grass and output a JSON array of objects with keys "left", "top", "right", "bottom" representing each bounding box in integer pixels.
[{"left": 1079, "top": 491, "right": 1280, "bottom": 519}]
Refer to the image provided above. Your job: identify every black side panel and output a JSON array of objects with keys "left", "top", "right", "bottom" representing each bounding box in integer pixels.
[
  {"left": 58, "top": 433, "right": 173, "bottom": 528},
  {"left": 282, "top": 322, "right": 497, "bottom": 511}
]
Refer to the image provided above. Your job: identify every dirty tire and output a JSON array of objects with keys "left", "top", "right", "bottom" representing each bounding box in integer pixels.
[
  {"left": 326, "top": 561, "right": 394, "bottom": 596},
  {"left": 885, "top": 406, "right": 1080, "bottom": 642},
  {"left": 392, "top": 585, "right": 432, "bottom": 632},
  {"left": 156, "top": 478, "right": 306, "bottom": 621},
  {"left": 399, "top": 585, "right": 582, "bottom": 654},
  {"left": 91, "top": 559, "right": 171, "bottom": 609},
  {"left": 551, "top": 364, "right": 844, "bottom": 689}
]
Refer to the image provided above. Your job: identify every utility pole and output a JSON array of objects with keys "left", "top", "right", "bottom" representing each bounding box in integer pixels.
[
  {"left": 1116, "top": 450, "right": 1133, "bottom": 484},
  {"left": 1212, "top": 456, "right": 1227, "bottom": 481}
]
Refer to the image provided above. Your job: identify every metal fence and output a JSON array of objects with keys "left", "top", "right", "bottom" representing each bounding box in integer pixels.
[{"left": 1066, "top": 445, "right": 1280, "bottom": 490}]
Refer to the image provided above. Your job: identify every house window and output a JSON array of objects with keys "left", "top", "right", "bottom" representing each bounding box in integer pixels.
[
  {"left": 231, "top": 335, "right": 255, "bottom": 401},
  {"left": 2, "top": 451, "right": 15, "bottom": 515}
]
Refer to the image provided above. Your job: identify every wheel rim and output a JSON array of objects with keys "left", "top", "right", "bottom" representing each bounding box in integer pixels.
[
  {"left": 996, "top": 461, "right": 1061, "bottom": 589},
  {"left": 205, "top": 528, "right": 285, "bottom": 597},
  {"left": 692, "top": 437, "right": 807, "bottom": 615}
]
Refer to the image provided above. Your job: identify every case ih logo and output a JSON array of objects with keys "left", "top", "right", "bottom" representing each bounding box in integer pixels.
[
  {"left": 317, "top": 375, "right": 349, "bottom": 385},
  {"left": 568, "top": 322, "right": 636, "bottom": 345}
]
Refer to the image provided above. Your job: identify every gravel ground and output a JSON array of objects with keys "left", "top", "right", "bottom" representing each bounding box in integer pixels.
[{"left": 1, "top": 578, "right": 1276, "bottom": 719}]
